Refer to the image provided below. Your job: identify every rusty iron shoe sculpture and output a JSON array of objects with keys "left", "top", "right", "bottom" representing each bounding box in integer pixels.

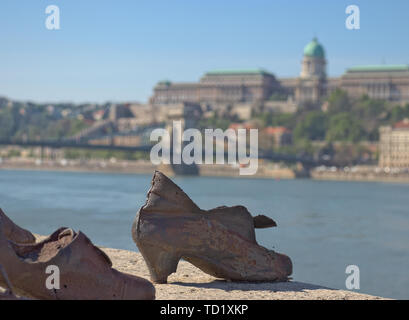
[
  {"left": 0, "top": 264, "right": 29, "bottom": 300},
  {"left": 0, "top": 208, "right": 35, "bottom": 244},
  {"left": 132, "top": 171, "right": 292, "bottom": 284},
  {"left": 0, "top": 210, "right": 155, "bottom": 300}
]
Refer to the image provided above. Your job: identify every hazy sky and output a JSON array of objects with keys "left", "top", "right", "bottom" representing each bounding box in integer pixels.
[{"left": 0, "top": 0, "right": 408, "bottom": 103}]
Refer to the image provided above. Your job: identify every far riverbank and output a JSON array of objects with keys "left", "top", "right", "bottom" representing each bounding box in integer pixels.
[{"left": 1, "top": 157, "right": 409, "bottom": 183}]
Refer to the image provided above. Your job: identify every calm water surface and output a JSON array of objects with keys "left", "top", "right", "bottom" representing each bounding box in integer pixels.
[{"left": 1, "top": 169, "right": 408, "bottom": 299}]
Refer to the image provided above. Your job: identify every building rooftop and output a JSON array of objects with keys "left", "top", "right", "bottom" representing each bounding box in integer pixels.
[
  {"left": 346, "top": 65, "right": 409, "bottom": 73},
  {"left": 264, "top": 126, "right": 291, "bottom": 135},
  {"left": 157, "top": 80, "right": 172, "bottom": 85},
  {"left": 303, "top": 37, "right": 325, "bottom": 59},
  {"left": 204, "top": 69, "right": 273, "bottom": 76},
  {"left": 394, "top": 118, "right": 409, "bottom": 129}
]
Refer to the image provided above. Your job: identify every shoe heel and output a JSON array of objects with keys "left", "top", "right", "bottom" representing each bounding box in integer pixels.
[{"left": 138, "top": 243, "right": 180, "bottom": 284}]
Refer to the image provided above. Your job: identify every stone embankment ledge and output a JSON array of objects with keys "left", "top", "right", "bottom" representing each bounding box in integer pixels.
[
  {"left": 102, "top": 247, "right": 385, "bottom": 300},
  {"left": 0, "top": 235, "right": 385, "bottom": 300},
  {"left": 0, "top": 234, "right": 387, "bottom": 300},
  {"left": 1, "top": 234, "right": 386, "bottom": 300}
]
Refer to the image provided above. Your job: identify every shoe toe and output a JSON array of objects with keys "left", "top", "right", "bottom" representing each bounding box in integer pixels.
[
  {"left": 275, "top": 252, "right": 293, "bottom": 279},
  {"left": 121, "top": 274, "right": 156, "bottom": 300}
]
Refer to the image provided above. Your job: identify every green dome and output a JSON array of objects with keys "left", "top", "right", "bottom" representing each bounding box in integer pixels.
[{"left": 303, "top": 38, "right": 325, "bottom": 58}]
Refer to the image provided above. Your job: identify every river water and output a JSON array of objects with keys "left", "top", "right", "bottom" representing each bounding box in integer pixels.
[{"left": 0, "top": 169, "right": 408, "bottom": 299}]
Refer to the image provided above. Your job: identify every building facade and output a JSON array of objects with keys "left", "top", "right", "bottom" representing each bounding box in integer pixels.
[
  {"left": 150, "top": 38, "right": 409, "bottom": 111},
  {"left": 263, "top": 126, "right": 292, "bottom": 148},
  {"left": 151, "top": 69, "right": 281, "bottom": 107},
  {"left": 340, "top": 65, "right": 409, "bottom": 103},
  {"left": 379, "top": 119, "right": 409, "bottom": 168},
  {"left": 295, "top": 38, "right": 327, "bottom": 103}
]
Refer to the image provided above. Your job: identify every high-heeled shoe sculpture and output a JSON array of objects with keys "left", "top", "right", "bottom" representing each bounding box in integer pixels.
[
  {"left": 0, "top": 208, "right": 35, "bottom": 244},
  {"left": 0, "top": 210, "right": 155, "bottom": 300},
  {"left": 0, "top": 264, "right": 28, "bottom": 300},
  {"left": 132, "top": 171, "right": 292, "bottom": 284}
]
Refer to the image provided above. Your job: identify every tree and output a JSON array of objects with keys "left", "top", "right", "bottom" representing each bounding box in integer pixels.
[
  {"left": 327, "top": 89, "right": 351, "bottom": 114},
  {"left": 387, "top": 103, "right": 409, "bottom": 124},
  {"left": 0, "top": 109, "right": 14, "bottom": 139},
  {"left": 271, "top": 112, "right": 296, "bottom": 128},
  {"left": 293, "top": 111, "right": 327, "bottom": 141},
  {"left": 353, "top": 95, "right": 387, "bottom": 140},
  {"left": 326, "top": 113, "right": 364, "bottom": 142}
]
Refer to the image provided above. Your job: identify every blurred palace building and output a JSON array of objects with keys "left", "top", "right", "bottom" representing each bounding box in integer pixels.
[{"left": 150, "top": 38, "right": 409, "bottom": 111}]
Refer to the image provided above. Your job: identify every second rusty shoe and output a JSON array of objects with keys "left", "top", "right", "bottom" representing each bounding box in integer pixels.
[{"left": 0, "top": 227, "right": 155, "bottom": 300}]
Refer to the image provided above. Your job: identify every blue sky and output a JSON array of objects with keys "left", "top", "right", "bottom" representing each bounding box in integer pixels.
[{"left": 0, "top": 0, "right": 408, "bottom": 103}]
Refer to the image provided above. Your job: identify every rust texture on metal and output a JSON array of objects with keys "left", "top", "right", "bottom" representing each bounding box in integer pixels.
[
  {"left": 132, "top": 170, "right": 293, "bottom": 284},
  {"left": 0, "top": 209, "right": 155, "bottom": 300},
  {"left": 0, "top": 208, "right": 36, "bottom": 244}
]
